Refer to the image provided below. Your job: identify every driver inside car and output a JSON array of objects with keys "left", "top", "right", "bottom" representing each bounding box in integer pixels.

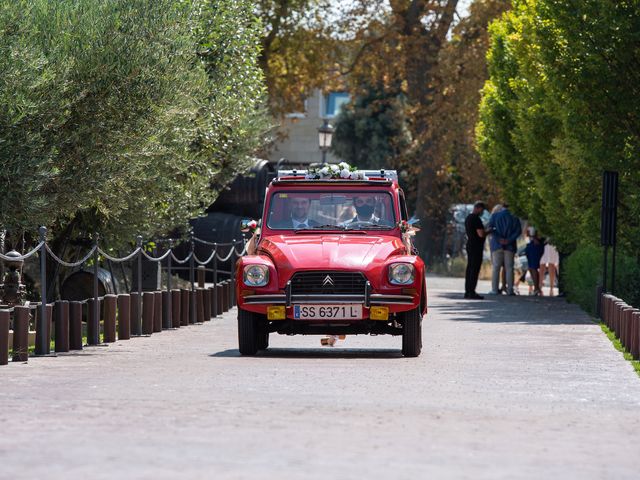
[{"left": 274, "top": 196, "right": 319, "bottom": 229}]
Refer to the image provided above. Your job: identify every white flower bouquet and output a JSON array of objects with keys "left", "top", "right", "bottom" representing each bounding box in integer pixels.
[{"left": 305, "top": 161, "right": 368, "bottom": 180}]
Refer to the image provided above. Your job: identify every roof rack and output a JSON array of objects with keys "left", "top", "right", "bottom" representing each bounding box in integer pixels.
[{"left": 276, "top": 169, "right": 398, "bottom": 181}]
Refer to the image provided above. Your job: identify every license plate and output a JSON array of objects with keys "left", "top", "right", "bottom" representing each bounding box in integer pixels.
[{"left": 293, "top": 304, "right": 362, "bottom": 320}]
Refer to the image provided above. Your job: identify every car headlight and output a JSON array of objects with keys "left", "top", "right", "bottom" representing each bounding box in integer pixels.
[
  {"left": 388, "top": 263, "right": 415, "bottom": 285},
  {"left": 243, "top": 265, "right": 269, "bottom": 287}
]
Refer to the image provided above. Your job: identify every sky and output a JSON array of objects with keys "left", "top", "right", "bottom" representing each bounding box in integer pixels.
[
  {"left": 326, "top": 0, "right": 476, "bottom": 38},
  {"left": 458, "top": 0, "right": 473, "bottom": 18}
]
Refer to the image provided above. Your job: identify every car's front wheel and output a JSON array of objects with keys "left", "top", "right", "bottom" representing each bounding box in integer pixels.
[
  {"left": 238, "top": 309, "right": 267, "bottom": 355},
  {"left": 400, "top": 307, "right": 422, "bottom": 357},
  {"left": 257, "top": 330, "right": 269, "bottom": 351}
]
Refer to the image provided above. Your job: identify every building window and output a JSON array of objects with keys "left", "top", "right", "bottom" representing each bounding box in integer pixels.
[{"left": 324, "top": 91, "right": 350, "bottom": 118}]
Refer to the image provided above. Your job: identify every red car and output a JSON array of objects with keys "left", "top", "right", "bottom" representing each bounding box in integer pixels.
[{"left": 235, "top": 169, "right": 426, "bottom": 357}]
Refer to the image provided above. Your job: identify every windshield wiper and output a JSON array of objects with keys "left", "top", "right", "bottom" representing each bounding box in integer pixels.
[
  {"left": 294, "top": 224, "right": 346, "bottom": 232},
  {"left": 344, "top": 224, "right": 393, "bottom": 230}
]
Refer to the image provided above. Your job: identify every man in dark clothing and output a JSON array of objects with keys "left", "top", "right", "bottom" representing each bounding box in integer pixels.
[{"left": 464, "top": 201, "right": 487, "bottom": 299}]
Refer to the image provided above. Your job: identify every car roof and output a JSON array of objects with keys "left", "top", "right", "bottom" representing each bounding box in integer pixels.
[{"left": 271, "top": 169, "right": 399, "bottom": 188}]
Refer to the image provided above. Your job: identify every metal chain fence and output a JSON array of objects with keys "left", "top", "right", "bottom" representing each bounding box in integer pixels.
[{"left": 0, "top": 227, "right": 246, "bottom": 364}]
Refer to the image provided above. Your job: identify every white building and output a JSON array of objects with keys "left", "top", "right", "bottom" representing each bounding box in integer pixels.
[{"left": 268, "top": 89, "right": 350, "bottom": 166}]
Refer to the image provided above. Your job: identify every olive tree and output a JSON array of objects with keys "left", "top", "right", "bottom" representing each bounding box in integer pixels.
[{"left": 0, "top": 0, "right": 268, "bottom": 247}]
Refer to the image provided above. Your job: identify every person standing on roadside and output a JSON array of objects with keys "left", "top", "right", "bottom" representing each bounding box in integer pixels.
[
  {"left": 524, "top": 227, "right": 545, "bottom": 296},
  {"left": 464, "top": 201, "right": 487, "bottom": 300},
  {"left": 487, "top": 203, "right": 522, "bottom": 295},
  {"left": 539, "top": 241, "right": 560, "bottom": 296},
  {"left": 487, "top": 204, "right": 503, "bottom": 294}
]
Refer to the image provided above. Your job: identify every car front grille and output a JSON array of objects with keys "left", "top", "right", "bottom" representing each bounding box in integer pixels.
[{"left": 290, "top": 271, "right": 367, "bottom": 295}]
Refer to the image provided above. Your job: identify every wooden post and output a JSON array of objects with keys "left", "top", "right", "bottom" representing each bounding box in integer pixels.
[
  {"left": 54, "top": 300, "right": 70, "bottom": 353},
  {"left": 203, "top": 287, "right": 211, "bottom": 322},
  {"left": 117, "top": 294, "right": 131, "bottom": 340},
  {"left": 87, "top": 298, "right": 101, "bottom": 345},
  {"left": 613, "top": 302, "right": 624, "bottom": 338},
  {"left": 609, "top": 297, "right": 619, "bottom": 330},
  {"left": 161, "top": 291, "right": 170, "bottom": 330},
  {"left": 219, "top": 281, "right": 226, "bottom": 312},
  {"left": 142, "top": 292, "right": 154, "bottom": 335},
  {"left": 196, "top": 289, "right": 205, "bottom": 323},
  {"left": 624, "top": 308, "right": 638, "bottom": 352},
  {"left": 189, "top": 290, "right": 197, "bottom": 324},
  {"left": 153, "top": 291, "right": 162, "bottom": 332},
  {"left": 12, "top": 306, "right": 29, "bottom": 362},
  {"left": 103, "top": 295, "right": 117, "bottom": 343},
  {"left": 609, "top": 296, "right": 617, "bottom": 328},
  {"left": 622, "top": 307, "right": 632, "bottom": 348},
  {"left": 624, "top": 308, "right": 632, "bottom": 349},
  {"left": 619, "top": 303, "right": 629, "bottom": 340},
  {"left": 631, "top": 312, "right": 640, "bottom": 360},
  {"left": 604, "top": 295, "right": 610, "bottom": 327},
  {"left": 210, "top": 286, "right": 217, "bottom": 319},
  {"left": 35, "top": 303, "right": 53, "bottom": 355},
  {"left": 171, "top": 289, "right": 181, "bottom": 328},
  {"left": 180, "top": 289, "right": 189, "bottom": 326},
  {"left": 69, "top": 301, "right": 83, "bottom": 350},
  {"left": 0, "top": 310, "right": 9, "bottom": 365},
  {"left": 216, "top": 283, "right": 224, "bottom": 316},
  {"left": 222, "top": 281, "right": 230, "bottom": 312},
  {"left": 130, "top": 292, "right": 141, "bottom": 336}
]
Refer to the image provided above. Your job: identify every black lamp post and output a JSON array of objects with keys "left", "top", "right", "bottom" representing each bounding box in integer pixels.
[{"left": 318, "top": 120, "right": 334, "bottom": 164}]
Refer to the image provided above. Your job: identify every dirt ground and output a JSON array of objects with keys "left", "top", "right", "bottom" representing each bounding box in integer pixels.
[{"left": 1, "top": 276, "right": 639, "bottom": 479}]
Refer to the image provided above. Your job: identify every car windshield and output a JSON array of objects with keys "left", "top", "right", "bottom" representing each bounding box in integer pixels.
[{"left": 266, "top": 190, "right": 397, "bottom": 230}]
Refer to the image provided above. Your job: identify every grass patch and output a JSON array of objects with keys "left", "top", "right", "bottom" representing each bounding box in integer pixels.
[
  {"left": 10, "top": 334, "right": 103, "bottom": 356},
  {"left": 599, "top": 322, "right": 640, "bottom": 377}
]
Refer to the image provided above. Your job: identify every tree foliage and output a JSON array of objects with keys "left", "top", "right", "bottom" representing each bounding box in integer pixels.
[
  {"left": 331, "top": 86, "right": 411, "bottom": 170},
  {"left": 477, "top": 0, "right": 640, "bottom": 254},
  {"left": 0, "top": 0, "right": 268, "bottom": 246},
  {"left": 256, "top": 0, "right": 340, "bottom": 116},
  {"left": 428, "top": 0, "right": 510, "bottom": 210},
  {"left": 325, "top": 1, "right": 507, "bottom": 259}
]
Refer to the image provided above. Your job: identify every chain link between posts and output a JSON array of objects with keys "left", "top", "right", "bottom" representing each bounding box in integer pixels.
[
  {"left": 98, "top": 247, "right": 142, "bottom": 263},
  {"left": 0, "top": 233, "right": 246, "bottom": 268},
  {"left": 0, "top": 241, "right": 45, "bottom": 262},
  {"left": 1, "top": 228, "right": 247, "bottom": 362}
]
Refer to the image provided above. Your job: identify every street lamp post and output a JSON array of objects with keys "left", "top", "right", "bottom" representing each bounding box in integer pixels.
[{"left": 318, "top": 120, "right": 334, "bottom": 164}]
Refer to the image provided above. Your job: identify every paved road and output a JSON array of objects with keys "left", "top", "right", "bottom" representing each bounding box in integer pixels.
[{"left": 2, "top": 276, "right": 640, "bottom": 479}]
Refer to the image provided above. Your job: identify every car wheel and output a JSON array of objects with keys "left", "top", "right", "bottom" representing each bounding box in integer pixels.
[
  {"left": 401, "top": 307, "right": 422, "bottom": 357},
  {"left": 257, "top": 329, "right": 269, "bottom": 351},
  {"left": 238, "top": 309, "right": 263, "bottom": 355}
]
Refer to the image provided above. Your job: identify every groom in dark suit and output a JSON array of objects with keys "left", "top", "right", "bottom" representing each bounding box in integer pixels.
[{"left": 279, "top": 196, "right": 319, "bottom": 229}]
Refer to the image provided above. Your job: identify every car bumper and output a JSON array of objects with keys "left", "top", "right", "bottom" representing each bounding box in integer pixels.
[
  {"left": 242, "top": 293, "right": 414, "bottom": 305},
  {"left": 238, "top": 291, "right": 418, "bottom": 318}
]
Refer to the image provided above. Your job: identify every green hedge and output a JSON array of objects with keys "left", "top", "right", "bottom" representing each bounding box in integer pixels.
[{"left": 565, "top": 245, "right": 640, "bottom": 315}]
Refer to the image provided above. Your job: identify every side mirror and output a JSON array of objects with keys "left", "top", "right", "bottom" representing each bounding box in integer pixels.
[{"left": 240, "top": 218, "right": 259, "bottom": 233}]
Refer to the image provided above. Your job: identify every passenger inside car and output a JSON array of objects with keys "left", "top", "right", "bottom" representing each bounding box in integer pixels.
[{"left": 266, "top": 191, "right": 395, "bottom": 229}]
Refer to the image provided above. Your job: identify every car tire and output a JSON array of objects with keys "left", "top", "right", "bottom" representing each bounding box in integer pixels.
[
  {"left": 238, "top": 309, "right": 263, "bottom": 355},
  {"left": 257, "top": 329, "right": 269, "bottom": 351},
  {"left": 401, "top": 307, "right": 422, "bottom": 357}
]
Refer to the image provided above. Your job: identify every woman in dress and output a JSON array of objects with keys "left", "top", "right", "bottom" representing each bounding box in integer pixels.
[{"left": 539, "top": 242, "right": 559, "bottom": 296}]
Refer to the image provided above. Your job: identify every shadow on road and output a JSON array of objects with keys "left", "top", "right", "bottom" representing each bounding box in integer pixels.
[
  {"left": 210, "top": 348, "right": 403, "bottom": 359},
  {"left": 430, "top": 292, "right": 593, "bottom": 325}
]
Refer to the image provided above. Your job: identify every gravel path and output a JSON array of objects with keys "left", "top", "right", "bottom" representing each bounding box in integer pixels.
[{"left": 1, "top": 276, "right": 639, "bottom": 479}]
